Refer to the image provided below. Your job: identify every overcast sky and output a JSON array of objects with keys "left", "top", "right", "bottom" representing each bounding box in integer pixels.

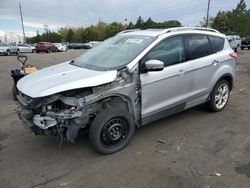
[{"left": 0, "top": 0, "right": 249, "bottom": 35}]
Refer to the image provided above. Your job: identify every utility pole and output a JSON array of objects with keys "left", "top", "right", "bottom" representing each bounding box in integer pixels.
[
  {"left": 19, "top": 2, "right": 26, "bottom": 43},
  {"left": 206, "top": 0, "right": 211, "bottom": 28}
]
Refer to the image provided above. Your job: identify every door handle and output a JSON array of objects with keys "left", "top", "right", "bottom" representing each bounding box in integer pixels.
[
  {"left": 177, "top": 69, "right": 185, "bottom": 76},
  {"left": 212, "top": 60, "right": 219, "bottom": 66}
]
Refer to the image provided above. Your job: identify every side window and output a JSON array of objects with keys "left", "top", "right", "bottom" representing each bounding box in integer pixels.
[
  {"left": 144, "top": 36, "right": 185, "bottom": 67},
  {"left": 188, "top": 35, "right": 210, "bottom": 60},
  {"left": 208, "top": 36, "right": 225, "bottom": 53}
]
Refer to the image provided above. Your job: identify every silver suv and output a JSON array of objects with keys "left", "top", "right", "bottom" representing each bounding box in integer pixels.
[{"left": 16, "top": 27, "right": 236, "bottom": 154}]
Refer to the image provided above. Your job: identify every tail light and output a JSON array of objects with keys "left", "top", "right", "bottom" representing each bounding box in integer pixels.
[{"left": 229, "top": 52, "right": 237, "bottom": 59}]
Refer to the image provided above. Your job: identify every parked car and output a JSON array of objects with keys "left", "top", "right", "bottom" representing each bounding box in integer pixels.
[
  {"left": 67, "top": 43, "right": 74, "bottom": 49},
  {"left": 16, "top": 27, "right": 236, "bottom": 154},
  {"left": 226, "top": 35, "right": 241, "bottom": 52},
  {"left": 241, "top": 37, "right": 250, "bottom": 50},
  {"left": 35, "top": 42, "right": 57, "bottom": 53},
  {"left": 0, "top": 42, "right": 10, "bottom": 55},
  {"left": 17, "top": 44, "right": 36, "bottom": 53},
  {"left": 0, "top": 42, "right": 20, "bottom": 55},
  {"left": 53, "top": 43, "right": 67, "bottom": 52},
  {"left": 82, "top": 43, "right": 92, "bottom": 49}
]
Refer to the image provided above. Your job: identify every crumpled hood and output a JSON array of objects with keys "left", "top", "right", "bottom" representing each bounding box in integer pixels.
[{"left": 17, "top": 62, "right": 117, "bottom": 98}]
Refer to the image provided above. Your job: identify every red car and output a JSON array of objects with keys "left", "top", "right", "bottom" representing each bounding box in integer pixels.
[{"left": 35, "top": 42, "right": 57, "bottom": 53}]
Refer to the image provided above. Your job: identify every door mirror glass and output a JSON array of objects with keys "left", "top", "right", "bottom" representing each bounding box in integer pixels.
[{"left": 145, "top": 60, "right": 164, "bottom": 72}]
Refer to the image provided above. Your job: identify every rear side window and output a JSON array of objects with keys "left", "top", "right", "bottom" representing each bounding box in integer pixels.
[
  {"left": 188, "top": 35, "right": 210, "bottom": 60},
  {"left": 208, "top": 36, "right": 225, "bottom": 53}
]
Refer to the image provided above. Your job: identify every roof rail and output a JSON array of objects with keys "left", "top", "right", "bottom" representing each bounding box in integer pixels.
[
  {"left": 117, "top": 29, "right": 142, "bottom": 35},
  {"left": 157, "top": 27, "right": 220, "bottom": 36}
]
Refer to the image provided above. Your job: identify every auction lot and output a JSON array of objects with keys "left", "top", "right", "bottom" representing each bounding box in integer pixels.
[{"left": 0, "top": 50, "right": 250, "bottom": 188}]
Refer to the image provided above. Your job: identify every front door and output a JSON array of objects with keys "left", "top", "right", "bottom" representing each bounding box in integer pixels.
[{"left": 140, "top": 35, "right": 191, "bottom": 124}]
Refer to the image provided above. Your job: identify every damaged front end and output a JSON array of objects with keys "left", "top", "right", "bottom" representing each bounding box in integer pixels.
[
  {"left": 16, "top": 67, "right": 141, "bottom": 146},
  {"left": 16, "top": 89, "right": 91, "bottom": 144}
]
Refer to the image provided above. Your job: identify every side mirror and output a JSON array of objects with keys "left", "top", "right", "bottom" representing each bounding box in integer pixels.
[{"left": 145, "top": 60, "right": 164, "bottom": 72}]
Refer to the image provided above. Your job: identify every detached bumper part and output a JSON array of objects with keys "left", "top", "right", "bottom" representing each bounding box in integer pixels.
[{"left": 66, "top": 120, "right": 80, "bottom": 143}]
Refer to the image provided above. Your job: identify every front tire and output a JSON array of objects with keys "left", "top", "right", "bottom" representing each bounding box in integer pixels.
[
  {"left": 89, "top": 108, "right": 135, "bottom": 154},
  {"left": 206, "top": 80, "right": 230, "bottom": 112},
  {"left": 16, "top": 49, "right": 20, "bottom": 55},
  {"left": 6, "top": 50, "right": 10, "bottom": 56}
]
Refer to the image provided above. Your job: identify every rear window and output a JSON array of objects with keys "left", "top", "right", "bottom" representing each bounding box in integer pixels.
[
  {"left": 188, "top": 35, "right": 210, "bottom": 60},
  {"left": 208, "top": 36, "right": 225, "bottom": 53},
  {"left": 38, "top": 42, "right": 45, "bottom": 45}
]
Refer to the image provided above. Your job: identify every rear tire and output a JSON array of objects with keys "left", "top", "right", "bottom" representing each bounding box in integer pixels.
[
  {"left": 16, "top": 49, "right": 20, "bottom": 55},
  {"left": 89, "top": 108, "right": 135, "bottom": 154},
  {"left": 206, "top": 80, "right": 230, "bottom": 112}
]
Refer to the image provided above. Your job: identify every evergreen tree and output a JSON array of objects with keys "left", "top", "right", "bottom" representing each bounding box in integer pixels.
[{"left": 135, "top": 16, "right": 144, "bottom": 28}]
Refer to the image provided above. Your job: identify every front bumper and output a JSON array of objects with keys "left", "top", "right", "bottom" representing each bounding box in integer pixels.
[{"left": 16, "top": 90, "right": 86, "bottom": 143}]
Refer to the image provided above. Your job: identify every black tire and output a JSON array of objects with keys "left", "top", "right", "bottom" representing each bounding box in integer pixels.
[
  {"left": 32, "top": 49, "right": 35, "bottom": 53},
  {"left": 12, "top": 85, "right": 18, "bottom": 100},
  {"left": 241, "top": 47, "right": 244, "bottom": 50},
  {"left": 234, "top": 48, "right": 237, "bottom": 52},
  {"left": 89, "top": 108, "right": 135, "bottom": 154},
  {"left": 206, "top": 80, "right": 230, "bottom": 112},
  {"left": 36, "top": 50, "right": 39, "bottom": 53},
  {"left": 6, "top": 50, "right": 10, "bottom": 56},
  {"left": 16, "top": 49, "right": 20, "bottom": 55}
]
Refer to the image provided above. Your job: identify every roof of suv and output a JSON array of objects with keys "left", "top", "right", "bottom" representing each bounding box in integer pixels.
[{"left": 119, "top": 27, "right": 222, "bottom": 37}]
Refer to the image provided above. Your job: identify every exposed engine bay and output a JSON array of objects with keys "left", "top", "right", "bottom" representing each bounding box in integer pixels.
[{"left": 16, "top": 67, "right": 141, "bottom": 146}]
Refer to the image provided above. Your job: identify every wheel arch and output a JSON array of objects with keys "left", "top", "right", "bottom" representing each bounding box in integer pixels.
[
  {"left": 216, "top": 73, "right": 234, "bottom": 90},
  {"left": 95, "top": 94, "right": 136, "bottom": 117}
]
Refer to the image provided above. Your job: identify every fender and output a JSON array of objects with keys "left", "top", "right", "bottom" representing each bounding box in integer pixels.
[{"left": 208, "top": 63, "right": 235, "bottom": 93}]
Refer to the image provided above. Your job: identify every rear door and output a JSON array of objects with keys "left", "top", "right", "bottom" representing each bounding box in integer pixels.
[
  {"left": 185, "top": 34, "right": 225, "bottom": 107},
  {"left": 140, "top": 35, "right": 191, "bottom": 124}
]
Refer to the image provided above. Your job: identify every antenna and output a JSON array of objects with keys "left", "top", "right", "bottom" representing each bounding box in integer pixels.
[{"left": 19, "top": 2, "right": 26, "bottom": 43}]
